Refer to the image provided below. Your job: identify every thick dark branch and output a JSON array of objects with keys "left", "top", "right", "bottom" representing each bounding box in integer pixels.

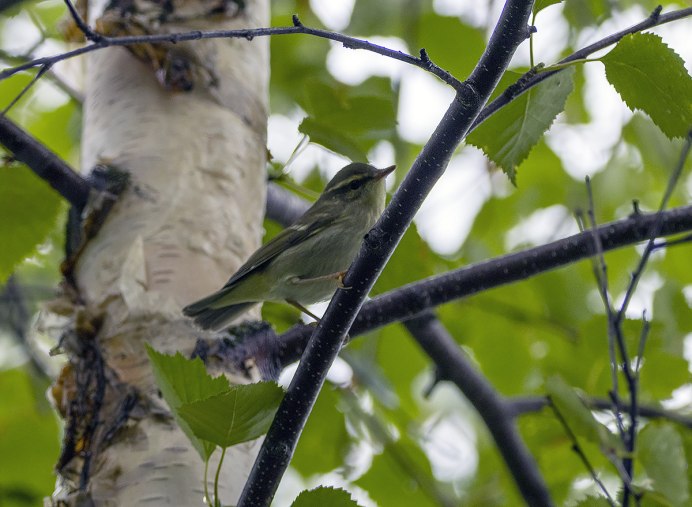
[
  {"left": 278, "top": 204, "right": 692, "bottom": 365},
  {"left": 237, "top": 2, "right": 537, "bottom": 506},
  {"left": 472, "top": 6, "right": 692, "bottom": 129},
  {"left": 0, "top": 115, "right": 91, "bottom": 209},
  {"left": 509, "top": 396, "right": 692, "bottom": 429},
  {"left": 0, "top": 18, "right": 462, "bottom": 90},
  {"left": 265, "top": 183, "right": 309, "bottom": 226},
  {"left": 405, "top": 313, "right": 553, "bottom": 506}
]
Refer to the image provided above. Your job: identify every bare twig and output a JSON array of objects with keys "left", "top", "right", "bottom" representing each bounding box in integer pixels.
[
  {"left": 618, "top": 131, "right": 691, "bottom": 506},
  {"left": 584, "top": 177, "right": 635, "bottom": 503},
  {"left": 548, "top": 399, "right": 616, "bottom": 506},
  {"left": 0, "top": 48, "right": 83, "bottom": 102},
  {"left": 62, "top": 0, "right": 103, "bottom": 43},
  {"left": 1, "top": 64, "right": 50, "bottom": 114},
  {"left": 509, "top": 396, "right": 692, "bottom": 429},
  {"left": 0, "top": 16, "right": 463, "bottom": 90}
]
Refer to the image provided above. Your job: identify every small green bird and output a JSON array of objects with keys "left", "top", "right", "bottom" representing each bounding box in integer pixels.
[{"left": 183, "top": 162, "right": 395, "bottom": 330}]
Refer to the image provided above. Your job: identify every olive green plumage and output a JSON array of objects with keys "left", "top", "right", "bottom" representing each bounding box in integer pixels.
[{"left": 183, "top": 162, "right": 395, "bottom": 330}]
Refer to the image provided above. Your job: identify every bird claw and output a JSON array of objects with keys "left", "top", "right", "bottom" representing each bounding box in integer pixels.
[{"left": 336, "top": 271, "right": 351, "bottom": 290}]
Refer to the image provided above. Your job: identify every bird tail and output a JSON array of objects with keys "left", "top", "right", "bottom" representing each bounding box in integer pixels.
[{"left": 182, "top": 292, "right": 255, "bottom": 331}]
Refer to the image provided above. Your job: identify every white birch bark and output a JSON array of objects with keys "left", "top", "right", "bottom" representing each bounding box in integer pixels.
[{"left": 49, "top": 0, "right": 270, "bottom": 504}]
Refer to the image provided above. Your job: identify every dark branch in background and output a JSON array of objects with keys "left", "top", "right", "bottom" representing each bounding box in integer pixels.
[
  {"left": 509, "top": 396, "right": 692, "bottom": 429},
  {"left": 0, "top": 276, "right": 53, "bottom": 381},
  {"left": 404, "top": 312, "right": 548, "bottom": 506},
  {"left": 0, "top": 16, "right": 462, "bottom": 90},
  {"left": 0, "top": 115, "right": 91, "bottom": 210},
  {"left": 472, "top": 6, "right": 692, "bottom": 129},
  {"left": 265, "top": 183, "right": 309, "bottom": 226},
  {"left": 237, "top": 2, "right": 543, "bottom": 507},
  {"left": 0, "top": 0, "right": 25, "bottom": 12},
  {"left": 277, "top": 204, "right": 692, "bottom": 366}
]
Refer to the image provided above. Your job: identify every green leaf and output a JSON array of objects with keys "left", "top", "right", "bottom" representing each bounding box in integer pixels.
[
  {"left": 563, "top": 0, "right": 611, "bottom": 27},
  {"left": 417, "top": 14, "right": 485, "bottom": 80},
  {"left": 0, "top": 164, "right": 62, "bottom": 283},
  {"left": 146, "top": 346, "right": 229, "bottom": 459},
  {"left": 546, "top": 375, "right": 622, "bottom": 455},
  {"left": 638, "top": 423, "right": 689, "bottom": 506},
  {"left": 533, "top": 0, "right": 563, "bottom": 16},
  {"left": 292, "top": 387, "right": 349, "bottom": 476},
  {"left": 355, "top": 437, "right": 439, "bottom": 507},
  {"left": 291, "top": 486, "right": 362, "bottom": 507},
  {"left": 177, "top": 382, "right": 284, "bottom": 448},
  {"left": 467, "top": 67, "right": 575, "bottom": 181},
  {"left": 601, "top": 33, "right": 692, "bottom": 139},
  {"left": 298, "top": 77, "right": 397, "bottom": 161},
  {"left": 299, "top": 117, "right": 368, "bottom": 162}
]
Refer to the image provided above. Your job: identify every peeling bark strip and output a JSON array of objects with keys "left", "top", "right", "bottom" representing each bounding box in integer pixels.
[{"left": 49, "top": 0, "right": 270, "bottom": 504}]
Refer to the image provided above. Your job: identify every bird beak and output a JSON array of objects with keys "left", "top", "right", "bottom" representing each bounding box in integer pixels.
[{"left": 374, "top": 165, "right": 396, "bottom": 180}]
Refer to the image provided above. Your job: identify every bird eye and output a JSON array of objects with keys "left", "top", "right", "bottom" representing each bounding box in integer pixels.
[{"left": 349, "top": 179, "right": 364, "bottom": 191}]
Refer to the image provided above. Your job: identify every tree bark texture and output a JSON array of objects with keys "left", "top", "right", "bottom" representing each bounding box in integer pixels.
[{"left": 48, "top": 0, "right": 270, "bottom": 504}]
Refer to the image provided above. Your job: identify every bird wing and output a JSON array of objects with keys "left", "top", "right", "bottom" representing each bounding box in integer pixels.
[{"left": 222, "top": 210, "right": 338, "bottom": 288}]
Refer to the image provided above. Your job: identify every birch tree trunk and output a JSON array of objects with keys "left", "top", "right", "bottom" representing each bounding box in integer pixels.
[{"left": 48, "top": 1, "right": 270, "bottom": 504}]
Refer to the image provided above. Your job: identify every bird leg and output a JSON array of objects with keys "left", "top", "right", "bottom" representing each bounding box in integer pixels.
[
  {"left": 290, "top": 270, "right": 350, "bottom": 289},
  {"left": 286, "top": 299, "right": 322, "bottom": 322}
]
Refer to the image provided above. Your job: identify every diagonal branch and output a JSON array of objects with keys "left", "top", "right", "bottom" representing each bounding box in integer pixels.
[
  {"left": 237, "top": 2, "right": 539, "bottom": 506},
  {"left": 405, "top": 312, "right": 551, "bottom": 506},
  {"left": 0, "top": 115, "right": 91, "bottom": 209}
]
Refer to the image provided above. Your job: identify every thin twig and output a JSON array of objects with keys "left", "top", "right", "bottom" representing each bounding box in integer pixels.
[
  {"left": 508, "top": 395, "right": 692, "bottom": 429},
  {"left": 583, "top": 178, "right": 628, "bottom": 442},
  {"left": 1, "top": 64, "right": 51, "bottom": 114},
  {"left": 0, "top": 49, "right": 83, "bottom": 103},
  {"left": 634, "top": 313, "right": 649, "bottom": 376},
  {"left": 0, "top": 17, "right": 463, "bottom": 90},
  {"left": 653, "top": 232, "right": 692, "bottom": 250},
  {"left": 548, "top": 399, "right": 616, "bottom": 507},
  {"left": 617, "top": 131, "right": 692, "bottom": 507},
  {"left": 62, "top": 0, "right": 103, "bottom": 42},
  {"left": 585, "top": 177, "right": 636, "bottom": 503}
]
